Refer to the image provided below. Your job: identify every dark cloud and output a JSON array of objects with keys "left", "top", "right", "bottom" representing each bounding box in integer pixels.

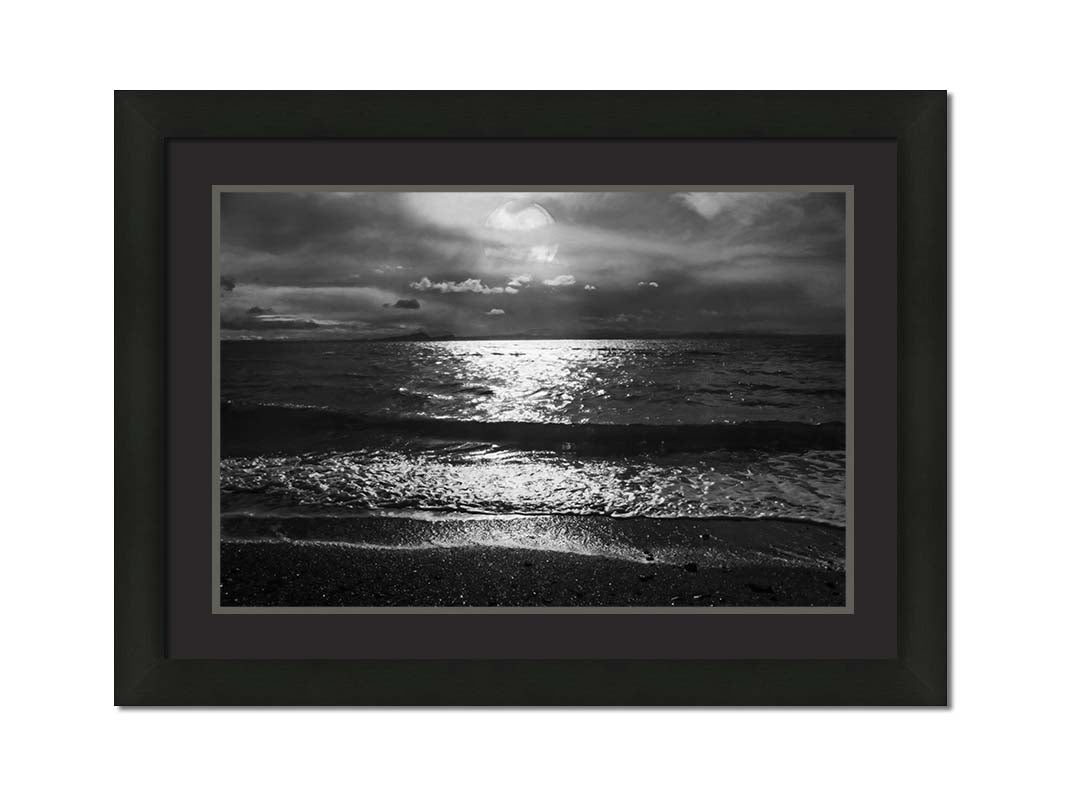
[
  {"left": 220, "top": 192, "right": 477, "bottom": 289},
  {"left": 392, "top": 298, "right": 421, "bottom": 310},
  {"left": 220, "top": 275, "right": 236, "bottom": 292},
  {"left": 221, "top": 314, "right": 320, "bottom": 331}
]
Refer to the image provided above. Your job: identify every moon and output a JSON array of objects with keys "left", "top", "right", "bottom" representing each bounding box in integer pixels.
[{"left": 484, "top": 200, "right": 558, "bottom": 264}]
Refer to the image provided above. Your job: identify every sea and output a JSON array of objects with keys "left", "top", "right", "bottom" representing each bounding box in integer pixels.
[{"left": 220, "top": 336, "right": 846, "bottom": 530}]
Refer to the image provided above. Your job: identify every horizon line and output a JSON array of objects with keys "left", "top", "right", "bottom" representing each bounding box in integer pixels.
[{"left": 221, "top": 331, "right": 846, "bottom": 343}]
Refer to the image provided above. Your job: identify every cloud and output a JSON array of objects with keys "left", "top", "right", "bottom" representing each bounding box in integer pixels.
[
  {"left": 246, "top": 306, "right": 275, "bottom": 315},
  {"left": 391, "top": 298, "right": 421, "bottom": 310},
  {"left": 222, "top": 314, "right": 322, "bottom": 331},
  {"left": 220, "top": 190, "right": 846, "bottom": 337},
  {"left": 486, "top": 308, "right": 506, "bottom": 316},
  {"left": 674, "top": 192, "right": 794, "bottom": 224},
  {"left": 542, "top": 274, "right": 576, "bottom": 287},
  {"left": 674, "top": 192, "right": 733, "bottom": 220},
  {"left": 410, "top": 277, "right": 510, "bottom": 294}
]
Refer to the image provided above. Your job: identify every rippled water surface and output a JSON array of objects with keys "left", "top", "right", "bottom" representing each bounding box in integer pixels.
[
  {"left": 223, "top": 337, "right": 845, "bottom": 425},
  {"left": 223, "top": 445, "right": 846, "bottom": 526},
  {"left": 221, "top": 337, "right": 846, "bottom": 526}
]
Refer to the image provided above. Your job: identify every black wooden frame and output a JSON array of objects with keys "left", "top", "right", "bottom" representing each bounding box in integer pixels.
[{"left": 115, "top": 91, "right": 947, "bottom": 705}]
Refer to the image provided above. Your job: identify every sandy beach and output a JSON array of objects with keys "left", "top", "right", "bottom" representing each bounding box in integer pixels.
[{"left": 221, "top": 515, "right": 845, "bottom": 607}]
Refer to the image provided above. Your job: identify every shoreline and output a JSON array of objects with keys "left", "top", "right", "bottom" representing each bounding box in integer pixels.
[{"left": 221, "top": 515, "right": 845, "bottom": 608}]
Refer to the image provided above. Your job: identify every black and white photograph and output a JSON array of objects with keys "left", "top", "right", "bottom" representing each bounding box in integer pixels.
[{"left": 219, "top": 188, "right": 849, "bottom": 608}]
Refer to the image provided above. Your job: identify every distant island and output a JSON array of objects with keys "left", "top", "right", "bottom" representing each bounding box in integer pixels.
[{"left": 373, "top": 331, "right": 457, "bottom": 343}]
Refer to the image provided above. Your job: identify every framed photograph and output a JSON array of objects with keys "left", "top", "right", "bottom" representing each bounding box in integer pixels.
[{"left": 115, "top": 91, "right": 947, "bottom": 705}]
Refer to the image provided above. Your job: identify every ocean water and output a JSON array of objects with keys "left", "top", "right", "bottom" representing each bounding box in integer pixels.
[{"left": 220, "top": 337, "right": 846, "bottom": 528}]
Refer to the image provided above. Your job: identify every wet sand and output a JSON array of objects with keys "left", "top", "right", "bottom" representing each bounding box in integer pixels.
[{"left": 220, "top": 515, "right": 845, "bottom": 608}]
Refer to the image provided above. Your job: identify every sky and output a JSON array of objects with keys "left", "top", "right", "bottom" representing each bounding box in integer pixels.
[{"left": 219, "top": 190, "right": 846, "bottom": 339}]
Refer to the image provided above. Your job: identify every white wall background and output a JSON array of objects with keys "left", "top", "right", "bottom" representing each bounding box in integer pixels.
[{"left": 2, "top": 2, "right": 1064, "bottom": 797}]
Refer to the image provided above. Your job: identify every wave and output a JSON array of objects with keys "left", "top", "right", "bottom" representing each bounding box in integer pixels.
[
  {"left": 219, "top": 512, "right": 847, "bottom": 569},
  {"left": 221, "top": 401, "right": 846, "bottom": 457},
  {"left": 222, "top": 506, "right": 847, "bottom": 530}
]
